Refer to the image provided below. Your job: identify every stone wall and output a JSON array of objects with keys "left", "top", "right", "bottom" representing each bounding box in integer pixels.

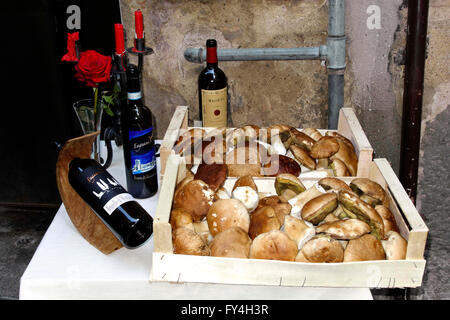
[{"left": 120, "top": 0, "right": 449, "bottom": 299}]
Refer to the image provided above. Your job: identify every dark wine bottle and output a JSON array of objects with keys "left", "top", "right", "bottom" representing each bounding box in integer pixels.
[
  {"left": 68, "top": 158, "right": 153, "bottom": 249},
  {"left": 198, "top": 39, "right": 228, "bottom": 127},
  {"left": 121, "top": 64, "right": 158, "bottom": 199}
]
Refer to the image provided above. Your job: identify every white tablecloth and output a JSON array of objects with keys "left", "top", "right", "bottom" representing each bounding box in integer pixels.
[{"left": 19, "top": 141, "right": 373, "bottom": 300}]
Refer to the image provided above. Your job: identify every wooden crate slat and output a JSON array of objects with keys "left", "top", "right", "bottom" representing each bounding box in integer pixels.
[
  {"left": 153, "top": 154, "right": 181, "bottom": 254},
  {"left": 373, "top": 159, "right": 428, "bottom": 232},
  {"left": 160, "top": 106, "right": 189, "bottom": 174},
  {"left": 338, "top": 108, "right": 373, "bottom": 178},
  {"left": 151, "top": 253, "right": 426, "bottom": 288}
]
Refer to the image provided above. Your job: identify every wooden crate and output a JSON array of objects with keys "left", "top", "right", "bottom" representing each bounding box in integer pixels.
[
  {"left": 150, "top": 155, "right": 428, "bottom": 288},
  {"left": 159, "top": 106, "right": 373, "bottom": 178}
]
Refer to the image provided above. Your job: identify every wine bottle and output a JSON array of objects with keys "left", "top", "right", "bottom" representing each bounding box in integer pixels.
[
  {"left": 121, "top": 64, "right": 158, "bottom": 198},
  {"left": 68, "top": 158, "right": 153, "bottom": 249},
  {"left": 198, "top": 39, "right": 228, "bottom": 127}
]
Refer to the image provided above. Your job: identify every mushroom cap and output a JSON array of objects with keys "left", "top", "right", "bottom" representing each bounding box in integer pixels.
[
  {"left": 248, "top": 206, "right": 281, "bottom": 240},
  {"left": 294, "top": 250, "right": 311, "bottom": 262},
  {"left": 318, "top": 177, "right": 353, "bottom": 193},
  {"left": 225, "top": 145, "right": 265, "bottom": 177},
  {"left": 381, "top": 231, "right": 407, "bottom": 260},
  {"left": 330, "top": 158, "right": 350, "bottom": 176},
  {"left": 201, "top": 137, "right": 228, "bottom": 164},
  {"left": 210, "top": 227, "right": 252, "bottom": 258},
  {"left": 272, "top": 202, "right": 292, "bottom": 225},
  {"left": 344, "top": 234, "right": 386, "bottom": 262},
  {"left": 289, "top": 144, "right": 317, "bottom": 170},
  {"left": 203, "top": 127, "right": 228, "bottom": 142},
  {"left": 300, "top": 235, "right": 344, "bottom": 263},
  {"left": 263, "top": 154, "right": 301, "bottom": 177},
  {"left": 206, "top": 199, "right": 250, "bottom": 236},
  {"left": 315, "top": 219, "right": 371, "bottom": 240},
  {"left": 288, "top": 186, "right": 324, "bottom": 218},
  {"left": 249, "top": 230, "right": 298, "bottom": 261},
  {"left": 170, "top": 208, "right": 194, "bottom": 231},
  {"left": 173, "top": 180, "right": 215, "bottom": 222},
  {"left": 258, "top": 195, "right": 285, "bottom": 208},
  {"left": 375, "top": 205, "right": 399, "bottom": 238},
  {"left": 302, "top": 128, "right": 323, "bottom": 141},
  {"left": 274, "top": 173, "right": 306, "bottom": 196},
  {"left": 172, "top": 227, "right": 210, "bottom": 256},
  {"left": 257, "top": 195, "right": 285, "bottom": 208},
  {"left": 289, "top": 128, "right": 316, "bottom": 151},
  {"left": 175, "top": 170, "right": 194, "bottom": 193},
  {"left": 310, "top": 136, "right": 340, "bottom": 159},
  {"left": 338, "top": 190, "right": 385, "bottom": 239},
  {"left": 256, "top": 195, "right": 291, "bottom": 223},
  {"left": 194, "top": 163, "right": 228, "bottom": 191},
  {"left": 283, "top": 215, "right": 316, "bottom": 249},
  {"left": 267, "top": 125, "right": 292, "bottom": 146},
  {"left": 241, "top": 125, "right": 261, "bottom": 140},
  {"left": 350, "top": 178, "right": 389, "bottom": 207},
  {"left": 325, "top": 131, "right": 355, "bottom": 152},
  {"left": 232, "top": 175, "right": 258, "bottom": 192},
  {"left": 301, "top": 193, "right": 339, "bottom": 225},
  {"left": 329, "top": 139, "right": 358, "bottom": 176}
]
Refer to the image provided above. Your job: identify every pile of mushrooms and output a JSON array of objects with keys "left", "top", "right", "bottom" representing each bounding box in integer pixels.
[
  {"left": 172, "top": 125, "right": 359, "bottom": 178},
  {"left": 170, "top": 163, "right": 407, "bottom": 263}
]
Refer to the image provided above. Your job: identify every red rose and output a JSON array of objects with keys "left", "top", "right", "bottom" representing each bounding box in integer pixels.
[{"left": 74, "top": 50, "right": 112, "bottom": 87}]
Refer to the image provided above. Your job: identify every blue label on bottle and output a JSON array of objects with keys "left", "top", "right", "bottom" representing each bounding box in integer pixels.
[{"left": 129, "top": 127, "right": 156, "bottom": 175}]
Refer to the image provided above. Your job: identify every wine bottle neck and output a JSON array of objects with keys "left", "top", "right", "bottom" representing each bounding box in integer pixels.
[
  {"left": 127, "top": 75, "right": 141, "bottom": 94},
  {"left": 127, "top": 91, "right": 142, "bottom": 101},
  {"left": 206, "top": 46, "right": 218, "bottom": 65}
]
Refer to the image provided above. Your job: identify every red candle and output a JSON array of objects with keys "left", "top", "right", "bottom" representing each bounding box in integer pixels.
[
  {"left": 114, "top": 23, "right": 125, "bottom": 55},
  {"left": 135, "top": 10, "right": 144, "bottom": 39}
]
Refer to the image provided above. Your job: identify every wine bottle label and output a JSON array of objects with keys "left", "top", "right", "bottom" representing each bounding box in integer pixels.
[
  {"left": 128, "top": 91, "right": 142, "bottom": 100},
  {"left": 103, "top": 193, "right": 134, "bottom": 215},
  {"left": 129, "top": 127, "right": 156, "bottom": 175},
  {"left": 201, "top": 87, "right": 228, "bottom": 127},
  {"left": 73, "top": 165, "right": 134, "bottom": 214}
]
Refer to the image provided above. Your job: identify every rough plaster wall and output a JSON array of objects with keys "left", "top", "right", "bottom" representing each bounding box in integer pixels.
[
  {"left": 346, "top": 0, "right": 404, "bottom": 173},
  {"left": 119, "top": 0, "right": 449, "bottom": 299}
]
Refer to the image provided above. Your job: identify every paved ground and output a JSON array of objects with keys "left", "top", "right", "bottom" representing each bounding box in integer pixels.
[{"left": 0, "top": 207, "right": 56, "bottom": 300}]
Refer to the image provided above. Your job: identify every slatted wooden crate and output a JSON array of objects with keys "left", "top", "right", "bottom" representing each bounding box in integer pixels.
[
  {"left": 159, "top": 106, "right": 374, "bottom": 178},
  {"left": 150, "top": 154, "right": 428, "bottom": 288}
]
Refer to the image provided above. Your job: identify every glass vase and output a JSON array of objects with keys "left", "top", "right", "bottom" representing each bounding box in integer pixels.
[{"left": 73, "top": 99, "right": 104, "bottom": 163}]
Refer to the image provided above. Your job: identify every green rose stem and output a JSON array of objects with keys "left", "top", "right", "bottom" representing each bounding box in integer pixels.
[
  {"left": 93, "top": 86, "right": 100, "bottom": 162},
  {"left": 93, "top": 86, "right": 99, "bottom": 127}
]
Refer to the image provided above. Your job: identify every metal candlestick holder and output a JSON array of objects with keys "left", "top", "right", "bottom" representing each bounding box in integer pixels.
[{"left": 126, "top": 37, "right": 154, "bottom": 74}]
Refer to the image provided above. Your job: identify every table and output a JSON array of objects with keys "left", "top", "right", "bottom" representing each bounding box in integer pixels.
[{"left": 19, "top": 141, "right": 373, "bottom": 300}]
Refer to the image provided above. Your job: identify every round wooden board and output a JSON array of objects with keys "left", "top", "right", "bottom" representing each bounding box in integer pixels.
[{"left": 55, "top": 131, "right": 123, "bottom": 254}]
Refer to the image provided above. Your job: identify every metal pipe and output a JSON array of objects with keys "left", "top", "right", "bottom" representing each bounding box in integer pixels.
[
  {"left": 328, "top": 72, "right": 345, "bottom": 129},
  {"left": 184, "top": 46, "right": 327, "bottom": 63},
  {"left": 399, "top": 0, "right": 429, "bottom": 204},
  {"left": 327, "top": 0, "right": 346, "bottom": 129}
]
